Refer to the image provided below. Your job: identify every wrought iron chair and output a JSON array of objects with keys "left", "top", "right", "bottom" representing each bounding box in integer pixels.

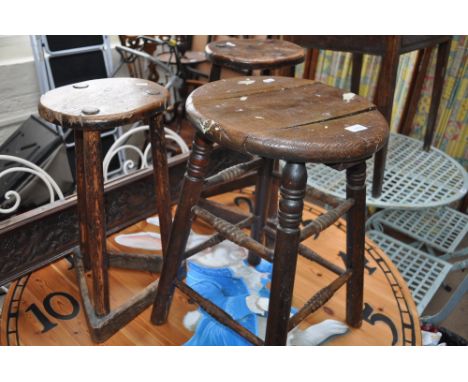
[
  {"left": 103, "top": 125, "right": 189, "bottom": 181},
  {"left": 366, "top": 208, "right": 467, "bottom": 315},
  {"left": 116, "top": 35, "right": 209, "bottom": 130}
]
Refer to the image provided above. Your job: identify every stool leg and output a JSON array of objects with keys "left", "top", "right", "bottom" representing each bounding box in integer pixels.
[
  {"left": 209, "top": 64, "right": 222, "bottom": 82},
  {"left": 151, "top": 132, "right": 213, "bottom": 324},
  {"left": 423, "top": 39, "right": 451, "bottom": 151},
  {"left": 265, "top": 162, "right": 307, "bottom": 345},
  {"left": 248, "top": 158, "right": 274, "bottom": 266},
  {"left": 82, "top": 130, "right": 110, "bottom": 317},
  {"left": 265, "top": 160, "right": 280, "bottom": 249},
  {"left": 345, "top": 162, "right": 366, "bottom": 328},
  {"left": 149, "top": 114, "right": 172, "bottom": 253},
  {"left": 74, "top": 129, "right": 90, "bottom": 270},
  {"left": 372, "top": 36, "right": 400, "bottom": 198},
  {"left": 351, "top": 53, "right": 363, "bottom": 94}
]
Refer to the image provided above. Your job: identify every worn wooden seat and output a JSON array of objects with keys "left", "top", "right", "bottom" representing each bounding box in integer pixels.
[
  {"left": 206, "top": 38, "right": 305, "bottom": 71},
  {"left": 186, "top": 76, "right": 388, "bottom": 163},
  {"left": 39, "top": 78, "right": 168, "bottom": 130},
  {"left": 39, "top": 77, "right": 172, "bottom": 343},
  {"left": 206, "top": 38, "right": 305, "bottom": 81}
]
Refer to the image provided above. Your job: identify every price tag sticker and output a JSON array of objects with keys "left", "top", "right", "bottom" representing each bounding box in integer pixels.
[{"left": 345, "top": 124, "right": 368, "bottom": 132}]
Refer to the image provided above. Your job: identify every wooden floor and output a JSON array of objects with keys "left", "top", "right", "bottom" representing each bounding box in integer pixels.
[{"left": 0, "top": 189, "right": 421, "bottom": 346}]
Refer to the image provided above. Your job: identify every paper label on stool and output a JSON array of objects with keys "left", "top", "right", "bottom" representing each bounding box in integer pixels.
[{"left": 345, "top": 124, "right": 368, "bottom": 132}]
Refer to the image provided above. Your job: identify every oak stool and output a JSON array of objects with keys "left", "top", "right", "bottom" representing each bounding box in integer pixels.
[
  {"left": 151, "top": 76, "right": 389, "bottom": 345},
  {"left": 206, "top": 38, "right": 305, "bottom": 81},
  {"left": 39, "top": 78, "right": 171, "bottom": 343}
]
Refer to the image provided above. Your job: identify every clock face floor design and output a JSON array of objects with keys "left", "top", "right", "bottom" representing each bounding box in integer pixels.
[{"left": 0, "top": 190, "right": 421, "bottom": 346}]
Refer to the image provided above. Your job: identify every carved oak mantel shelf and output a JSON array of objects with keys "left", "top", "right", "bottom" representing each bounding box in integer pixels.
[{"left": 0, "top": 147, "right": 251, "bottom": 285}]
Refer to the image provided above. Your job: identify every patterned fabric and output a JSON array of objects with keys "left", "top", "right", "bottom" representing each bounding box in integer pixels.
[
  {"left": 296, "top": 36, "right": 467, "bottom": 169},
  {"left": 411, "top": 36, "right": 467, "bottom": 169}
]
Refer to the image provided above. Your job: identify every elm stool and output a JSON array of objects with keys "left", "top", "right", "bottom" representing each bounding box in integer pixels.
[
  {"left": 151, "top": 76, "right": 389, "bottom": 345},
  {"left": 206, "top": 37, "right": 305, "bottom": 81},
  {"left": 39, "top": 78, "right": 171, "bottom": 343}
]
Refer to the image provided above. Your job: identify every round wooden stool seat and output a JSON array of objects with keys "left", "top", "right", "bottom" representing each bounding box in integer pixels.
[
  {"left": 157, "top": 51, "right": 207, "bottom": 65},
  {"left": 186, "top": 76, "right": 389, "bottom": 163},
  {"left": 39, "top": 78, "right": 169, "bottom": 130},
  {"left": 205, "top": 38, "right": 305, "bottom": 71}
]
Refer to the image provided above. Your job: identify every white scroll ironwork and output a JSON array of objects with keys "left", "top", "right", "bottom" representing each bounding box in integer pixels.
[
  {"left": 0, "top": 155, "right": 64, "bottom": 215},
  {"left": 103, "top": 125, "right": 189, "bottom": 181}
]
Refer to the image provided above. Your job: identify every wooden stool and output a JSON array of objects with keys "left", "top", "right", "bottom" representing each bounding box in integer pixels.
[
  {"left": 206, "top": 38, "right": 305, "bottom": 81},
  {"left": 38, "top": 78, "right": 171, "bottom": 343},
  {"left": 287, "top": 35, "right": 452, "bottom": 197},
  {"left": 151, "top": 76, "right": 389, "bottom": 345}
]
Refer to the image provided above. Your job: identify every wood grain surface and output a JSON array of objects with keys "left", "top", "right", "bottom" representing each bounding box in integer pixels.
[{"left": 205, "top": 38, "right": 305, "bottom": 71}]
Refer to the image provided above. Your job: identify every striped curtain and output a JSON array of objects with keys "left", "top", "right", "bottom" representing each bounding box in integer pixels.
[
  {"left": 297, "top": 36, "right": 467, "bottom": 169},
  {"left": 412, "top": 36, "right": 467, "bottom": 169}
]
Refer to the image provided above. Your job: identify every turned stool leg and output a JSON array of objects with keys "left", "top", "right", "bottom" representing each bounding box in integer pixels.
[
  {"left": 265, "top": 160, "right": 280, "bottom": 249},
  {"left": 248, "top": 158, "right": 274, "bottom": 266},
  {"left": 149, "top": 114, "right": 172, "bottom": 253},
  {"left": 151, "top": 132, "right": 213, "bottom": 324},
  {"left": 265, "top": 162, "right": 307, "bottom": 345},
  {"left": 345, "top": 162, "right": 366, "bottom": 328},
  {"left": 82, "top": 130, "right": 110, "bottom": 317}
]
